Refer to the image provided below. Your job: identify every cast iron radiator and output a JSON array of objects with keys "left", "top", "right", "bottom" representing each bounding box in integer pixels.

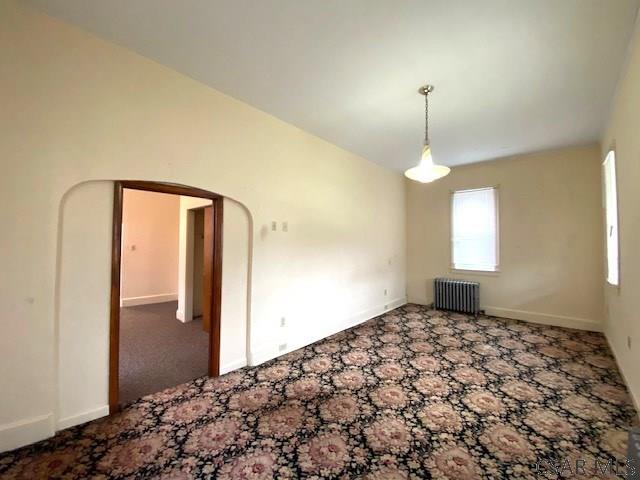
[{"left": 434, "top": 278, "right": 480, "bottom": 316}]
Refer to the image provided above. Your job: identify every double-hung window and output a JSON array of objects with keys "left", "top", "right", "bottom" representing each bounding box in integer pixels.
[
  {"left": 603, "top": 150, "right": 619, "bottom": 286},
  {"left": 451, "top": 187, "right": 499, "bottom": 272}
]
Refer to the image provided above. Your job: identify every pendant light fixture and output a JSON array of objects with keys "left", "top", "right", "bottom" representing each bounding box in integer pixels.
[{"left": 404, "top": 85, "right": 450, "bottom": 183}]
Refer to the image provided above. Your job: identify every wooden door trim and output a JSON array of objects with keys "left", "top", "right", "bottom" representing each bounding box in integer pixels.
[
  {"left": 109, "top": 180, "right": 223, "bottom": 414},
  {"left": 209, "top": 198, "right": 223, "bottom": 376},
  {"left": 108, "top": 183, "right": 124, "bottom": 413}
]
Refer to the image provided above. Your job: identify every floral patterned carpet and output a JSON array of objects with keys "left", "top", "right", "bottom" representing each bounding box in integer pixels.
[{"left": 0, "top": 304, "right": 637, "bottom": 479}]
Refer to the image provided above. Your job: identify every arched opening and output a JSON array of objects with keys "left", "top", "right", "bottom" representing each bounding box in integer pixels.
[{"left": 55, "top": 179, "right": 252, "bottom": 428}]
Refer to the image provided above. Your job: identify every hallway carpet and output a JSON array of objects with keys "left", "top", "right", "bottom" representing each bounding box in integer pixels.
[
  {"left": 119, "top": 301, "right": 209, "bottom": 404},
  {"left": 0, "top": 304, "right": 636, "bottom": 479}
]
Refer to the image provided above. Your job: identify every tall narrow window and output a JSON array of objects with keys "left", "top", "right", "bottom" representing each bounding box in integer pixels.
[
  {"left": 451, "top": 187, "right": 499, "bottom": 272},
  {"left": 603, "top": 150, "right": 619, "bottom": 286}
]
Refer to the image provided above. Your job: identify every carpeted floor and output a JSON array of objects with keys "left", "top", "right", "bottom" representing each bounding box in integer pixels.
[
  {"left": 0, "top": 304, "right": 636, "bottom": 479},
  {"left": 119, "top": 301, "right": 209, "bottom": 404}
]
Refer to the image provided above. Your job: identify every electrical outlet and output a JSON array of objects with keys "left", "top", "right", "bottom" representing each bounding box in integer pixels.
[
  {"left": 279, "top": 343, "right": 287, "bottom": 352},
  {"left": 628, "top": 336, "right": 632, "bottom": 350},
  {"left": 282, "top": 221, "right": 288, "bottom": 232},
  {"left": 280, "top": 317, "right": 286, "bottom": 327},
  {"left": 384, "top": 304, "right": 388, "bottom": 310},
  {"left": 384, "top": 289, "right": 388, "bottom": 296},
  {"left": 271, "top": 221, "right": 277, "bottom": 231}
]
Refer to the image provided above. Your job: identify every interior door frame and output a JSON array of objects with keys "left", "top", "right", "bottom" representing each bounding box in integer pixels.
[{"left": 109, "top": 180, "right": 224, "bottom": 414}]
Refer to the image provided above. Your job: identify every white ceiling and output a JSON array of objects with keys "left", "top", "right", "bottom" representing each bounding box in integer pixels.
[{"left": 27, "top": 0, "right": 639, "bottom": 170}]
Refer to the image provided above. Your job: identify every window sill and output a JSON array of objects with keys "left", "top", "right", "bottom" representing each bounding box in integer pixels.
[
  {"left": 450, "top": 268, "right": 500, "bottom": 277},
  {"left": 605, "top": 281, "right": 621, "bottom": 292}
]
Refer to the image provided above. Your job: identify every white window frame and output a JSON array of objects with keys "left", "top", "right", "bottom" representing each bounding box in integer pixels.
[
  {"left": 450, "top": 186, "right": 500, "bottom": 274},
  {"left": 603, "top": 149, "right": 620, "bottom": 287}
]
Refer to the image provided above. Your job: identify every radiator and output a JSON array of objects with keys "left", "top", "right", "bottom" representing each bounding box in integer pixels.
[{"left": 434, "top": 278, "right": 480, "bottom": 316}]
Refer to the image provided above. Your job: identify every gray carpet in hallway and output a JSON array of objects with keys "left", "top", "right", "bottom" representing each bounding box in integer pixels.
[{"left": 119, "top": 301, "right": 209, "bottom": 405}]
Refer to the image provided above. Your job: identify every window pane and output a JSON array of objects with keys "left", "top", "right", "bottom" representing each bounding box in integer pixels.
[
  {"left": 603, "top": 151, "right": 619, "bottom": 285},
  {"left": 451, "top": 187, "right": 498, "bottom": 271}
]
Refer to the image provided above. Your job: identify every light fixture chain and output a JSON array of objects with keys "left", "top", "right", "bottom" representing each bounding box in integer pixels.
[{"left": 424, "top": 90, "right": 429, "bottom": 145}]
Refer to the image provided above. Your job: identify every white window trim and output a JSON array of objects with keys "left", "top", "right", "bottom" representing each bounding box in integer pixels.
[
  {"left": 449, "top": 185, "right": 500, "bottom": 274},
  {"left": 603, "top": 148, "right": 621, "bottom": 288}
]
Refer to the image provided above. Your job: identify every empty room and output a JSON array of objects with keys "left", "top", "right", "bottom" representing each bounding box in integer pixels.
[
  {"left": 117, "top": 186, "right": 217, "bottom": 406},
  {"left": 1, "top": 1, "right": 639, "bottom": 478}
]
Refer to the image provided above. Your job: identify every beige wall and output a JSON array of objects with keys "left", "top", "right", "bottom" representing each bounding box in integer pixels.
[
  {"left": 121, "top": 189, "right": 180, "bottom": 305},
  {"left": 0, "top": 1, "right": 406, "bottom": 452},
  {"left": 57, "top": 182, "right": 113, "bottom": 431},
  {"left": 407, "top": 144, "right": 604, "bottom": 330},
  {"left": 601, "top": 20, "right": 640, "bottom": 407}
]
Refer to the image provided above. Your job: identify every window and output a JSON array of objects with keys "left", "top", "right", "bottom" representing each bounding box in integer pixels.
[
  {"left": 451, "top": 187, "right": 499, "bottom": 272},
  {"left": 603, "top": 150, "right": 619, "bottom": 286}
]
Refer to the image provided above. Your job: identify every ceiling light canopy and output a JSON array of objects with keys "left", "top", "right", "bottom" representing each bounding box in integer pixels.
[{"left": 404, "top": 85, "right": 450, "bottom": 183}]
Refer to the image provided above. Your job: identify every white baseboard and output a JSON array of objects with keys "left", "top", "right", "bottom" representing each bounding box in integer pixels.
[
  {"left": 220, "top": 358, "right": 247, "bottom": 375},
  {"left": 248, "top": 297, "right": 407, "bottom": 366},
  {"left": 483, "top": 306, "right": 602, "bottom": 332},
  {"left": 0, "top": 414, "right": 54, "bottom": 453},
  {"left": 248, "top": 346, "right": 279, "bottom": 367},
  {"left": 120, "top": 293, "right": 178, "bottom": 307},
  {"left": 56, "top": 405, "right": 109, "bottom": 431},
  {"left": 603, "top": 332, "right": 640, "bottom": 422}
]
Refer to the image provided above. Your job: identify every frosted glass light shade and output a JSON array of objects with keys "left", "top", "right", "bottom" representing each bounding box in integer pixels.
[{"left": 404, "top": 145, "right": 450, "bottom": 183}]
